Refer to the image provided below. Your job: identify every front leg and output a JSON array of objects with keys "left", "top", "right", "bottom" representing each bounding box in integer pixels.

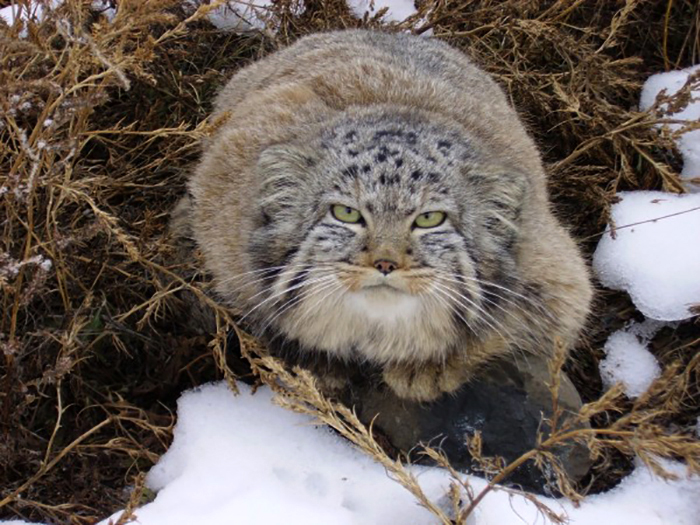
[
  {"left": 382, "top": 357, "right": 472, "bottom": 402},
  {"left": 382, "top": 336, "right": 509, "bottom": 402}
]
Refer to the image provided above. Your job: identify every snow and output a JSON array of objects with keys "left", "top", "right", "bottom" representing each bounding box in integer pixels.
[
  {"left": 0, "top": 1, "right": 60, "bottom": 36},
  {"left": 202, "top": 0, "right": 272, "bottom": 32},
  {"left": 347, "top": 0, "right": 418, "bottom": 22},
  {"left": 599, "top": 324, "right": 662, "bottom": 398},
  {"left": 100, "top": 382, "right": 449, "bottom": 525},
  {"left": 92, "top": 381, "right": 700, "bottom": 525},
  {"left": 640, "top": 65, "right": 700, "bottom": 192},
  {"left": 91, "top": 1, "right": 116, "bottom": 22},
  {"left": 592, "top": 191, "right": 700, "bottom": 321},
  {"left": 0, "top": 253, "right": 53, "bottom": 280}
]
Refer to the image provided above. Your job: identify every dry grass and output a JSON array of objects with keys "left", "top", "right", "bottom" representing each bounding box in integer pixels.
[{"left": 1, "top": 0, "right": 699, "bottom": 523}]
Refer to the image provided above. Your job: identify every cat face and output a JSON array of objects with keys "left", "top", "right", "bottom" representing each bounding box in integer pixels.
[{"left": 243, "top": 110, "right": 530, "bottom": 363}]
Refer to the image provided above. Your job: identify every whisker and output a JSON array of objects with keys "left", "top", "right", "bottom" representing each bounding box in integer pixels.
[
  {"left": 434, "top": 275, "right": 543, "bottom": 339},
  {"left": 287, "top": 282, "right": 346, "bottom": 333},
  {"left": 217, "top": 263, "right": 335, "bottom": 287},
  {"left": 431, "top": 281, "right": 506, "bottom": 339},
  {"left": 237, "top": 266, "right": 334, "bottom": 310},
  {"left": 239, "top": 273, "right": 336, "bottom": 323},
  {"left": 260, "top": 279, "right": 341, "bottom": 334},
  {"left": 432, "top": 270, "right": 551, "bottom": 317}
]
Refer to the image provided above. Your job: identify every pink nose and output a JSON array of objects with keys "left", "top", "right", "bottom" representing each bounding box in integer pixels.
[{"left": 374, "top": 259, "right": 398, "bottom": 276}]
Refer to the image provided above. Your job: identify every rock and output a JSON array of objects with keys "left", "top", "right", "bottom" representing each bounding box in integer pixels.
[{"left": 351, "top": 355, "right": 592, "bottom": 495}]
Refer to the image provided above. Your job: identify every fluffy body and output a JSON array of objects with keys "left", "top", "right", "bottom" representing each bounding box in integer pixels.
[{"left": 183, "top": 30, "right": 593, "bottom": 401}]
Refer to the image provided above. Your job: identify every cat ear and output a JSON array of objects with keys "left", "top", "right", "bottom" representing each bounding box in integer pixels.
[{"left": 256, "top": 144, "right": 318, "bottom": 218}]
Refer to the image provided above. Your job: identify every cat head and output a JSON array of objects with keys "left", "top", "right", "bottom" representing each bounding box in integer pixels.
[{"left": 240, "top": 108, "right": 532, "bottom": 359}]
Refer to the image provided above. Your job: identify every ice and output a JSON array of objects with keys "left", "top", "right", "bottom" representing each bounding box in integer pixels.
[
  {"left": 592, "top": 191, "right": 700, "bottom": 321},
  {"left": 640, "top": 65, "right": 700, "bottom": 192},
  {"left": 94, "top": 381, "right": 700, "bottom": 525},
  {"left": 347, "top": 0, "right": 418, "bottom": 23},
  {"left": 599, "top": 325, "right": 661, "bottom": 398}
]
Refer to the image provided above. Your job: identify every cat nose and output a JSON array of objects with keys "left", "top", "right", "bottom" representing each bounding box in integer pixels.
[{"left": 374, "top": 259, "right": 398, "bottom": 276}]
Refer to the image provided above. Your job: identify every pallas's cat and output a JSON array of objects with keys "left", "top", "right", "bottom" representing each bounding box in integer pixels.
[{"left": 178, "top": 30, "right": 593, "bottom": 401}]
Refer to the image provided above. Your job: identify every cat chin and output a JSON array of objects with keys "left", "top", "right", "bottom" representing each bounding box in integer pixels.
[{"left": 345, "top": 287, "right": 422, "bottom": 323}]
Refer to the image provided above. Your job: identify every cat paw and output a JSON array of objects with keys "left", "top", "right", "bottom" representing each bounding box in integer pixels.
[{"left": 382, "top": 362, "right": 466, "bottom": 402}]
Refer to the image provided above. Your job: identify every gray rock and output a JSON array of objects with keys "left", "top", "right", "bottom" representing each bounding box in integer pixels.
[{"left": 350, "top": 355, "right": 592, "bottom": 495}]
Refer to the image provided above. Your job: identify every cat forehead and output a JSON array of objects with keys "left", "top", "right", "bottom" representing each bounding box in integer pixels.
[{"left": 317, "top": 118, "right": 474, "bottom": 205}]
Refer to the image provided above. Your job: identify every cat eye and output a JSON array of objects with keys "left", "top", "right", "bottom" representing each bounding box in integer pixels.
[
  {"left": 414, "top": 211, "right": 446, "bottom": 228},
  {"left": 331, "top": 204, "right": 363, "bottom": 224}
]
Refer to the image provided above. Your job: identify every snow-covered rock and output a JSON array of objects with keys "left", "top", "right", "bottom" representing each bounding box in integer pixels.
[
  {"left": 592, "top": 191, "right": 700, "bottom": 321},
  {"left": 640, "top": 65, "right": 700, "bottom": 192}
]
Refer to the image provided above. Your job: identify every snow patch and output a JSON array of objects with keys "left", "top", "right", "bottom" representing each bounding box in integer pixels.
[
  {"left": 592, "top": 191, "right": 700, "bottom": 321},
  {"left": 348, "top": 0, "right": 418, "bottom": 22},
  {"left": 185, "top": 0, "right": 275, "bottom": 33},
  {"left": 95, "top": 382, "right": 700, "bottom": 525},
  {"left": 91, "top": 0, "right": 116, "bottom": 22},
  {"left": 640, "top": 65, "right": 700, "bottom": 192},
  {"left": 0, "top": 521, "right": 47, "bottom": 525},
  {"left": 0, "top": 1, "right": 60, "bottom": 37},
  {"left": 600, "top": 325, "right": 661, "bottom": 398},
  {"left": 101, "top": 382, "right": 450, "bottom": 525}
]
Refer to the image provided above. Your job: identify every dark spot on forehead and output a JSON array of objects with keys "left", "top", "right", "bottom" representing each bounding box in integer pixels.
[
  {"left": 348, "top": 149, "right": 359, "bottom": 157},
  {"left": 378, "top": 173, "right": 386, "bottom": 185},
  {"left": 362, "top": 164, "right": 371, "bottom": 173},
  {"left": 411, "top": 169, "right": 423, "bottom": 181},
  {"left": 427, "top": 172, "right": 440, "bottom": 183},
  {"left": 395, "top": 158, "right": 404, "bottom": 168},
  {"left": 376, "top": 152, "right": 387, "bottom": 163},
  {"left": 374, "top": 129, "right": 403, "bottom": 140},
  {"left": 342, "top": 165, "right": 359, "bottom": 179},
  {"left": 437, "top": 140, "right": 452, "bottom": 150},
  {"left": 406, "top": 132, "right": 417, "bottom": 144},
  {"left": 344, "top": 130, "right": 357, "bottom": 142}
]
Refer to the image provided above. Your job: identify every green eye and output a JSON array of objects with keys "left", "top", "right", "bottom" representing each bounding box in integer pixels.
[
  {"left": 331, "top": 205, "right": 363, "bottom": 224},
  {"left": 414, "top": 211, "right": 446, "bottom": 228}
]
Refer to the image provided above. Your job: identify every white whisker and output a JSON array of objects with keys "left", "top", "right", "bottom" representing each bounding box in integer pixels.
[{"left": 239, "top": 273, "right": 336, "bottom": 323}]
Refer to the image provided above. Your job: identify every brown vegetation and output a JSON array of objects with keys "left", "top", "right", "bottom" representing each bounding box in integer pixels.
[{"left": 1, "top": 0, "right": 699, "bottom": 523}]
